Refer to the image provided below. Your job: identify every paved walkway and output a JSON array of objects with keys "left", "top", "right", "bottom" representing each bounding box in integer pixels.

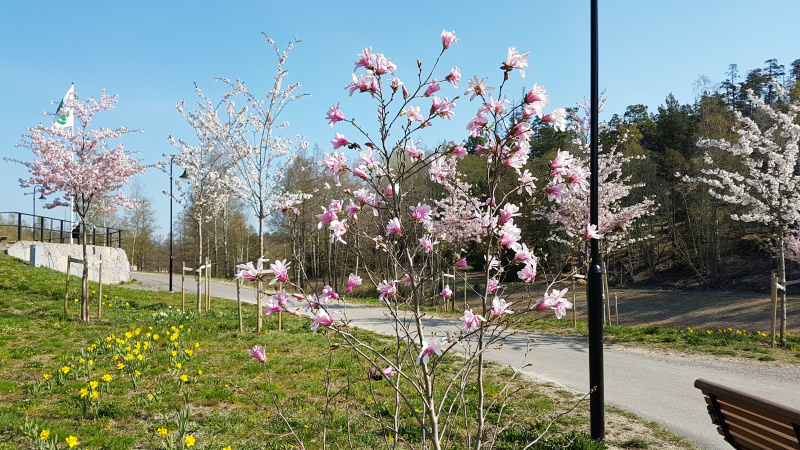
[{"left": 133, "top": 272, "right": 800, "bottom": 450}]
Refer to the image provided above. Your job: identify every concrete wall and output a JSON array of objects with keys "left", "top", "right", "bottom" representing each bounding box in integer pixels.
[{"left": 4, "top": 241, "right": 130, "bottom": 283}]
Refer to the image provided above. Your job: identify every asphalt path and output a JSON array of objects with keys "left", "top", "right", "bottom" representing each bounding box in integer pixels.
[{"left": 133, "top": 272, "right": 800, "bottom": 450}]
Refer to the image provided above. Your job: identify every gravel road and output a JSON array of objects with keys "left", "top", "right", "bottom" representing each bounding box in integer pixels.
[{"left": 129, "top": 272, "right": 800, "bottom": 450}]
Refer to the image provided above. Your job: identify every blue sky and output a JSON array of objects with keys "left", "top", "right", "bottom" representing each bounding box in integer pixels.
[{"left": 2, "top": 0, "right": 799, "bottom": 236}]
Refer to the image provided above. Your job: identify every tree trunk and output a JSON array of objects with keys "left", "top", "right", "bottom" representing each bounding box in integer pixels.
[
  {"left": 197, "top": 219, "right": 203, "bottom": 313},
  {"left": 779, "top": 231, "right": 788, "bottom": 347}
]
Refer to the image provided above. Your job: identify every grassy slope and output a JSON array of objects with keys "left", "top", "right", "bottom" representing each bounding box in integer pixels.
[{"left": 0, "top": 253, "right": 692, "bottom": 449}]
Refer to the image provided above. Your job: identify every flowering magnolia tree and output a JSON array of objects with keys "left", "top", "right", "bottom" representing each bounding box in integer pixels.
[
  {"left": 685, "top": 81, "right": 800, "bottom": 347},
  {"left": 10, "top": 89, "right": 144, "bottom": 322},
  {"left": 240, "top": 32, "right": 598, "bottom": 449}
]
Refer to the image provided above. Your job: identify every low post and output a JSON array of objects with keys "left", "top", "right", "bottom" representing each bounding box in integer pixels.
[
  {"left": 206, "top": 257, "right": 211, "bottom": 312},
  {"left": 181, "top": 262, "right": 186, "bottom": 314},
  {"left": 98, "top": 254, "right": 103, "bottom": 319},
  {"left": 64, "top": 258, "right": 71, "bottom": 315},
  {"left": 615, "top": 294, "right": 619, "bottom": 326},
  {"left": 572, "top": 278, "right": 577, "bottom": 328},
  {"left": 237, "top": 279, "right": 243, "bottom": 333},
  {"left": 771, "top": 273, "right": 778, "bottom": 348}
]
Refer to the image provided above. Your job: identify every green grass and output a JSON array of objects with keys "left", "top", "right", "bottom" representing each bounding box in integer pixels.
[{"left": 1, "top": 253, "right": 664, "bottom": 449}]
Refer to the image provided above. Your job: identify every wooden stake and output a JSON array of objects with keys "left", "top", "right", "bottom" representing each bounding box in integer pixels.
[
  {"left": 98, "top": 254, "right": 103, "bottom": 319},
  {"left": 64, "top": 258, "right": 71, "bottom": 316},
  {"left": 615, "top": 294, "right": 619, "bottom": 326},
  {"left": 771, "top": 273, "right": 778, "bottom": 348},
  {"left": 237, "top": 279, "right": 243, "bottom": 333},
  {"left": 205, "top": 257, "right": 211, "bottom": 312},
  {"left": 572, "top": 278, "right": 577, "bottom": 328},
  {"left": 257, "top": 280, "right": 263, "bottom": 333},
  {"left": 181, "top": 262, "right": 186, "bottom": 314}
]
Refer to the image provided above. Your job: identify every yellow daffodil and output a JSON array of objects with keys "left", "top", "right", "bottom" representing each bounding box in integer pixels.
[
  {"left": 171, "top": 350, "right": 177, "bottom": 357},
  {"left": 176, "top": 363, "right": 182, "bottom": 369},
  {"left": 180, "top": 374, "right": 188, "bottom": 383},
  {"left": 117, "top": 363, "right": 125, "bottom": 370},
  {"left": 40, "top": 429, "right": 50, "bottom": 440},
  {"left": 43, "top": 373, "right": 51, "bottom": 380},
  {"left": 185, "top": 435, "right": 196, "bottom": 447},
  {"left": 102, "top": 374, "right": 112, "bottom": 382},
  {"left": 65, "top": 436, "right": 78, "bottom": 448},
  {"left": 185, "top": 349, "right": 193, "bottom": 356},
  {"left": 61, "top": 366, "right": 70, "bottom": 374},
  {"left": 89, "top": 380, "right": 99, "bottom": 390},
  {"left": 80, "top": 388, "right": 89, "bottom": 398},
  {"left": 157, "top": 427, "right": 169, "bottom": 437},
  {"left": 197, "top": 370, "right": 203, "bottom": 375},
  {"left": 91, "top": 390, "right": 99, "bottom": 399}
]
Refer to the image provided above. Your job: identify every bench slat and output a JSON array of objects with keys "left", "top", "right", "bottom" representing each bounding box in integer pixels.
[
  {"left": 696, "top": 379, "right": 800, "bottom": 450},
  {"left": 705, "top": 397, "right": 798, "bottom": 438}
]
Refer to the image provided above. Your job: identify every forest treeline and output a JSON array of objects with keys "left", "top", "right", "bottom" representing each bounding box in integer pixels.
[{"left": 15, "top": 57, "right": 797, "bottom": 294}]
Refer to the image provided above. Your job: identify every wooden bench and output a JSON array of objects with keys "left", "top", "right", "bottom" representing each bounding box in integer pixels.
[{"left": 695, "top": 378, "right": 800, "bottom": 449}]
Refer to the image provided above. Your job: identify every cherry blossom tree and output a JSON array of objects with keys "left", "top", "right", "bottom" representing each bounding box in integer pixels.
[
  {"left": 239, "top": 33, "right": 594, "bottom": 449},
  {"left": 686, "top": 81, "right": 800, "bottom": 347},
  {"left": 540, "top": 97, "right": 655, "bottom": 271},
  {"left": 11, "top": 89, "right": 144, "bottom": 322}
]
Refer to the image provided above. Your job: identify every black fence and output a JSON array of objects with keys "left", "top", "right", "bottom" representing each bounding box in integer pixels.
[{"left": 0, "top": 212, "right": 123, "bottom": 248}]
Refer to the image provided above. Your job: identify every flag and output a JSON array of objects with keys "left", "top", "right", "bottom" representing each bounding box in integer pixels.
[{"left": 54, "top": 84, "right": 74, "bottom": 129}]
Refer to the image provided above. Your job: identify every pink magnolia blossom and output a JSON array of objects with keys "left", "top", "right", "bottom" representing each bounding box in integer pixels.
[
  {"left": 441, "top": 29, "right": 459, "bottom": 49},
  {"left": 544, "top": 183, "right": 566, "bottom": 202},
  {"left": 517, "top": 263, "right": 537, "bottom": 284},
  {"left": 409, "top": 203, "right": 434, "bottom": 223},
  {"left": 502, "top": 46, "right": 531, "bottom": 78},
  {"left": 419, "top": 235, "right": 438, "bottom": 253},
  {"left": 404, "top": 106, "right": 425, "bottom": 123},
  {"left": 464, "top": 76, "right": 494, "bottom": 101},
  {"left": 585, "top": 223, "right": 605, "bottom": 240},
  {"left": 417, "top": 337, "right": 443, "bottom": 365},
  {"left": 275, "top": 198, "right": 300, "bottom": 215},
  {"left": 391, "top": 78, "right": 403, "bottom": 91},
  {"left": 430, "top": 96, "right": 455, "bottom": 120},
  {"left": 524, "top": 84, "right": 549, "bottom": 104},
  {"left": 382, "top": 365, "right": 397, "bottom": 377},
  {"left": 377, "top": 280, "right": 397, "bottom": 303},
  {"left": 424, "top": 80, "right": 441, "bottom": 97},
  {"left": 491, "top": 297, "right": 513, "bottom": 317},
  {"left": 352, "top": 166, "right": 368, "bottom": 180},
  {"left": 445, "top": 66, "right": 461, "bottom": 88},
  {"left": 310, "top": 311, "right": 334, "bottom": 332},
  {"left": 346, "top": 73, "right": 380, "bottom": 97},
  {"left": 235, "top": 261, "right": 263, "bottom": 281},
  {"left": 274, "top": 290, "right": 291, "bottom": 307},
  {"left": 320, "top": 152, "right": 348, "bottom": 183},
  {"left": 359, "top": 148, "right": 377, "bottom": 168},
  {"left": 331, "top": 133, "right": 350, "bottom": 150},
  {"left": 517, "top": 169, "right": 537, "bottom": 196},
  {"left": 487, "top": 278, "right": 500, "bottom": 294},
  {"left": 354, "top": 47, "right": 373, "bottom": 71},
  {"left": 346, "top": 273, "right": 362, "bottom": 292},
  {"left": 536, "top": 288, "right": 573, "bottom": 319},
  {"left": 440, "top": 284, "right": 453, "bottom": 298},
  {"left": 269, "top": 259, "right": 290, "bottom": 284},
  {"left": 512, "top": 243, "right": 536, "bottom": 266},
  {"left": 326, "top": 103, "right": 346, "bottom": 127},
  {"left": 499, "top": 203, "right": 521, "bottom": 224},
  {"left": 250, "top": 345, "right": 267, "bottom": 362},
  {"left": 466, "top": 115, "right": 488, "bottom": 137},
  {"left": 450, "top": 142, "right": 467, "bottom": 159},
  {"left": 404, "top": 143, "right": 425, "bottom": 162},
  {"left": 386, "top": 217, "right": 402, "bottom": 235},
  {"left": 459, "top": 309, "right": 485, "bottom": 329},
  {"left": 320, "top": 285, "right": 339, "bottom": 302},
  {"left": 543, "top": 108, "right": 568, "bottom": 132},
  {"left": 316, "top": 206, "right": 338, "bottom": 230},
  {"left": 457, "top": 258, "right": 468, "bottom": 268},
  {"left": 372, "top": 53, "right": 397, "bottom": 75},
  {"left": 329, "top": 219, "right": 348, "bottom": 244},
  {"left": 263, "top": 300, "right": 284, "bottom": 316}
]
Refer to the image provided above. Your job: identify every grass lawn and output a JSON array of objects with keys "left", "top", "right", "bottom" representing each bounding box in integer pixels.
[{"left": 0, "top": 254, "right": 691, "bottom": 449}]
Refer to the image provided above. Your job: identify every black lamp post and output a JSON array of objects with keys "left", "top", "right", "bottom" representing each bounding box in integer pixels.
[
  {"left": 588, "top": 0, "right": 605, "bottom": 440},
  {"left": 32, "top": 186, "right": 46, "bottom": 241},
  {"left": 169, "top": 156, "right": 188, "bottom": 293}
]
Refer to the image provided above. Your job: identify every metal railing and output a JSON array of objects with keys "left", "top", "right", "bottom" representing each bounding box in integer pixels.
[{"left": 0, "top": 212, "right": 123, "bottom": 248}]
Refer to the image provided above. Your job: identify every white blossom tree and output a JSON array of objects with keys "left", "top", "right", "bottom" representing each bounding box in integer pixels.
[
  {"left": 687, "top": 81, "right": 800, "bottom": 346},
  {"left": 168, "top": 90, "right": 240, "bottom": 312},
  {"left": 215, "top": 33, "right": 309, "bottom": 259}
]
